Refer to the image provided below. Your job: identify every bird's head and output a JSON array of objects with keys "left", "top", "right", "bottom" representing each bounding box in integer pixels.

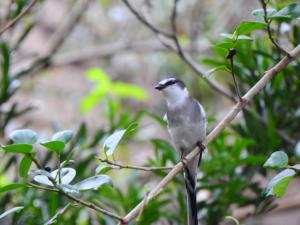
[{"left": 155, "top": 78, "right": 189, "bottom": 104}]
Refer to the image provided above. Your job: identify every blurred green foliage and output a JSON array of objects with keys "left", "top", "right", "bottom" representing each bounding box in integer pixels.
[{"left": 0, "top": 1, "right": 300, "bottom": 225}]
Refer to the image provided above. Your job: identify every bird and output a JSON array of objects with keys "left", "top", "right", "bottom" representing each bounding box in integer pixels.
[{"left": 155, "top": 77, "right": 206, "bottom": 225}]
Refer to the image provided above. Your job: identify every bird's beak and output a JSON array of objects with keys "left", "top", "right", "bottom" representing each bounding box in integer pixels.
[{"left": 155, "top": 84, "right": 164, "bottom": 91}]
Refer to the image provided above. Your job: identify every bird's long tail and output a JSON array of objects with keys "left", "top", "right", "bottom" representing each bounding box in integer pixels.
[{"left": 184, "top": 167, "right": 198, "bottom": 225}]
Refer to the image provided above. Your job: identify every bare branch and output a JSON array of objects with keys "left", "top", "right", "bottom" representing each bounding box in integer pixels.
[
  {"left": 12, "top": 0, "right": 91, "bottom": 78},
  {"left": 118, "top": 45, "right": 300, "bottom": 225},
  {"left": 97, "top": 157, "right": 173, "bottom": 171},
  {"left": 0, "top": 0, "right": 38, "bottom": 37},
  {"left": 121, "top": 0, "right": 173, "bottom": 38},
  {"left": 260, "top": 0, "right": 290, "bottom": 57}
]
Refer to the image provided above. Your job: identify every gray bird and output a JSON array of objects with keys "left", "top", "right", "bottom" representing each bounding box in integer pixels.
[{"left": 155, "top": 78, "right": 206, "bottom": 225}]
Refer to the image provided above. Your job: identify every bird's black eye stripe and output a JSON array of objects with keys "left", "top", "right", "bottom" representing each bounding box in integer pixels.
[{"left": 165, "top": 79, "right": 177, "bottom": 86}]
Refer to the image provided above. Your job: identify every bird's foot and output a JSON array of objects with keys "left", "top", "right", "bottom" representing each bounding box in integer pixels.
[{"left": 196, "top": 141, "right": 206, "bottom": 153}]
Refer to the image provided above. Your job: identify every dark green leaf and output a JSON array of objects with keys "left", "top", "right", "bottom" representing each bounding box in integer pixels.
[
  {"left": 265, "top": 169, "right": 295, "bottom": 197},
  {"left": 52, "top": 130, "right": 73, "bottom": 144},
  {"left": 9, "top": 129, "right": 37, "bottom": 144},
  {"left": 2, "top": 144, "right": 32, "bottom": 153},
  {"left": 40, "top": 141, "right": 65, "bottom": 152},
  {"left": 0, "top": 183, "right": 26, "bottom": 194},
  {"left": 263, "top": 151, "right": 288, "bottom": 169},
  {"left": 0, "top": 206, "right": 24, "bottom": 219},
  {"left": 19, "top": 155, "right": 32, "bottom": 178},
  {"left": 270, "top": 3, "right": 300, "bottom": 19},
  {"left": 74, "top": 175, "right": 112, "bottom": 191}
]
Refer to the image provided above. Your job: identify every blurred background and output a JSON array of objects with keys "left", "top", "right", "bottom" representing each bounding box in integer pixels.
[{"left": 0, "top": 0, "right": 300, "bottom": 224}]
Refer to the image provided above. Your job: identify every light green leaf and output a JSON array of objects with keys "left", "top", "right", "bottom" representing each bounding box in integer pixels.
[
  {"left": 204, "top": 66, "right": 229, "bottom": 77},
  {"left": 19, "top": 155, "right": 32, "bottom": 178},
  {"left": 0, "top": 183, "right": 26, "bottom": 194},
  {"left": 103, "top": 130, "right": 126, "bottom": 156},
  {"left": 270, "top": 3, "right": 300, "bottom": 19},
  {"left": 0, "top": 206, "right": 24, "bottom": 219},
  {"left": 56, "top": 184, "right": 79, "bottom": 195},
  {"left": 263, "top": 151, "right": 288, "bottom": 169},
  {"left": 52, "top": 130, "right": 73, "bottom": 144},
  {"left": 95, "top": 164, "right": 111, "bottom": 174},
  {"left": 111, "top": 82, "right": 147, "bottom": 101},
  {"left": 9, "top": 129, "right": 37, "bottom": 144},
  {"left": 265, "top": 169, "right": 295, "bottom": 197},
  {"left": 33, "top": 168, "right": 76, "bottom": 186},
  {"left": 40, "top": 141, "right": 65, "bottom": 152},
  {"left": 73, "top": 175, "right": 112, "bottom": 191},
  {"left": 220, "top": 33, "right": 253, "bottom": 41},
  {"left": 234, "top": 21, "right": 266, "bottom": 36},
  {"left": 251, "top": 8, "right": 276, "bottom": 21},
  {"left": 2, "top": 144, "right": 32, "bottom": 153}
]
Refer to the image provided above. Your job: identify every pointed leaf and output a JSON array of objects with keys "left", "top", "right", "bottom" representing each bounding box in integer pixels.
[
  {"left": 40, "top": 141, "right": 65, "bottom": 152},
  {"left": 0, "top": 183, "right": 26, "bottom": 194},
  {"left": 19, "top": 155, "right": 32, "bottom": 178},
  {"left": 9, "top": 129, "right": 37, "bottom": 144},
  {"left": 95, "top": 164, "right": 111, "bottom": 174},
  {"left": 270, "top": 3, "right": 300, "bottom": 19},
  {"left": 52, "top": 130, "right": 73, "bottom": 144},
  {"left": 103, "top": 130, "right": 126, "bottom": 156},
  {"left": 251, "top": 8, "right": 276, "bottom": 21},
  {"left": 74, "top": 175, "right": 112, "bottom": 191},
  {"left": 263, "top": 151, "right": 288, "bottom": 169},
  {"left": 0, "top": 206, "right": 24, "bottom": 219},
  {"left": 2, "top": 144, "right": 32, "bottom": 153},
  {"left": 234, "top": 21, "right": 266, "bottom": 35},
  {"left": 44, "top": 203, "right": 71, "bottom": 225},
  {"left": 265, "top": 169, "right": 295, "bottom": 197}
]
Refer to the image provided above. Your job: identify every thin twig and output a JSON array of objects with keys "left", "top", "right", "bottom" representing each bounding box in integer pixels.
[
  {"left": 12, "top": 0, "right": 91, "bottom": 78},
  {"left": 121, "top": 0, "right": 173, "bottom": 38},
  {"left": 118, "top": 45, "right": 300, "bottom": 225},
  {"left": 260, "top": 0, "right": 290, "bottom": 57},
  {"left": 97, "top": 157, "right": 173, "bottom": 171},
  {"left": 28, "top": 153, "right": 42, "bottom": 169},
  {"left": 27, "top": 181, "right": 124, "bottom": 221},
  {"left": 0, "top": 0, "right": 38, "bottom": 37}
]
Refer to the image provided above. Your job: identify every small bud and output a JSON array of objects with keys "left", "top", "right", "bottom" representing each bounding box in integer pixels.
[{"left": 226, "top": 48, "right": 237, "bottom": 59}]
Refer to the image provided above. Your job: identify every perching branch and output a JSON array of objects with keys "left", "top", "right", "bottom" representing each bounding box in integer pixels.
[
  {"left": 0, "top": 0, "right": 39, "bottom": 37},
  {"left": 97, "top": 157, "right": 173, "bottom": 171},
  {"left": 260, "top": 0, "right": 290, "bottom": 57},
  {"left": 118, "top": 45, "right": 300, "bottom": 225}
]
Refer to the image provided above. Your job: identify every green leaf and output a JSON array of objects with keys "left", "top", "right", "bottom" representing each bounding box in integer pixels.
[
  {"left": 263, "top": 151, "right": 288, "bottom": 169},
  {"left": 19, "top": 155, "right": 32, "bottom": 178},
  {"left": 234, "top": 21, "right": 266, "bottom": 36},
  {"left": 294, "top": 140, "right": 300, "bottom": 160},
  {"left": 52, "top": 130, "right": 73, "bottom": 144},
  {"left": 40, "top": 141, "right": 65, "bottom": 152},
  {"left": 111, "top": 82, "right": 147, "bottom": 101},
  {"left": 204, "top": 66, "right": 229, "bottom": 77},
  {"left": 0, "top": 206, "right": 24, "bottom": 219},
  {"left": 270, "top": 3, "right": 300, "bottom": 19},
  {"left": 56, "top": 184, "right": 79, "bottom": 194},
  {"left": 2, "top": 144, "right": 32, "bottom": 153},
  {"left": 0, "top": 183, "right": 26, "bottom": 194},
  {"left": 251, "top": 8, "right": 276, "bottom": 21},
  {"left": 74, "top": 175, "right": 112, "bottom": 191},
  {"left": 265, "top": 169, "right": 295, "bottom": 197},
  {"left": 103, "top": 130, "right": 126, "bottom": 156},
  {"left": 95, "top": 164, "right": 111, "bottom": 174},
  {"left": 9, "top": 129, "right": 37, "bottom": 144}
]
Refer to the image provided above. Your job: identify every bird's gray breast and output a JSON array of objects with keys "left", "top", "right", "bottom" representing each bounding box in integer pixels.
[{"left": 166, "top": 98, "right": 206, "bottom": 152}]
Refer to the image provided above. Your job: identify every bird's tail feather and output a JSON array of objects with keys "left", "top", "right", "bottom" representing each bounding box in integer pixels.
[{"left": 184, "top": 167, "right": 198, "bottom": 225}]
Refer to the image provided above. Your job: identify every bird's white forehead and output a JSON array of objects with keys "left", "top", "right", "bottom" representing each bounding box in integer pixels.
[{"left": 158, "top": 78, "right": 176, "bottom": 85}]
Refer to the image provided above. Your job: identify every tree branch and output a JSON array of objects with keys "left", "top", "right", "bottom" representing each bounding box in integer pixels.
[
  {"left": 118, "top": 45, "right": 300, "bottom": 225},
  {"left": 0, "top": 0, "right": 38, "bottom": 37},
  {"left": 97, "top": 157, "right": 173, "bottom": 171}
]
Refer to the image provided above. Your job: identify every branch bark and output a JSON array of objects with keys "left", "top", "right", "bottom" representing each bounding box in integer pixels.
[
  {"left": 118, "top": 45, "right": 300, "bottom": 225},
  {"left": 0, "top": 0, "right": 38, "bottom": 37}
]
